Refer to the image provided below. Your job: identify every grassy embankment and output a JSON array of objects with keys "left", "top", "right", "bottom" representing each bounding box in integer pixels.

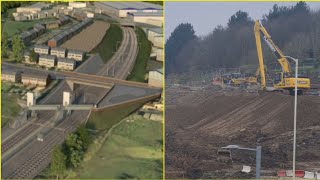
[
  {"left": 1, "top": 82, "right": 23, "bottom": 127},
  {"left": 91, "top": 24, "right": 123, "bottom": 63},
  {"left": 76, "top": 116, "right": 163, "bottom": 179},
  {"left": 127, "top": 27, "right": 152, "bottom": 83}
]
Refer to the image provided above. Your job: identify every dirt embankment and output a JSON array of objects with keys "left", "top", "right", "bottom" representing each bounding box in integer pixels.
[
  {"left": 165, "top": 85, "right": 320, "bottom": 179},
  {"left": 61, "top": 21, "right": 110, "bottom": 52}
]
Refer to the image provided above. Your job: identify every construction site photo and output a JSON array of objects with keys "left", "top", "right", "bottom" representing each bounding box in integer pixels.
[{"left": 165, "top": 2, "right": 320, "bottom": 179}]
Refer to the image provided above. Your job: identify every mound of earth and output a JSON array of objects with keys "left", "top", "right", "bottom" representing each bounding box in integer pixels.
[{"left": 165, "top": 85, "right": 320, "bottom": 179}]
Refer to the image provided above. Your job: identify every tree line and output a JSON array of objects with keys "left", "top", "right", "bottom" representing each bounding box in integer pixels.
[
  {"left": 165, "top": 2, "right": 320, "bottom": 74},
  {"left": 50, "top": 125, "right": 92, "bottom": 179}
]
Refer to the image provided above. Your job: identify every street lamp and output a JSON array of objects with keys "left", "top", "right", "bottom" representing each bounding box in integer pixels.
[
  {"left": 222, "top": 145, "right": 262, "bottom": 180},
  {"left": 284, "top": 55, "right": 299, "bottom": 180}
]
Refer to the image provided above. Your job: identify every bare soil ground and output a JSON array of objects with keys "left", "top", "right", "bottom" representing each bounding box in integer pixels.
[
  {"left": 165, "top": 85, "right": 320, "bottom": 179},
  {"left": 60, "top": 21, "right": 110, "bottom": 52}
]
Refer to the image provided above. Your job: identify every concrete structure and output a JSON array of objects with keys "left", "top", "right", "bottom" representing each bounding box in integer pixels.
[
  {"left": 67, "top": 50, "right": 84, "bottom": 61},
  {"left": 50, "top": 47, "right": 66, "bottom": 58},
  {"left": 21, "top": 73, "right": 50, "bottom": 87},
  {"left": 155, "top": 48, "right": 163, "bottom": 62},
  {"left": 69, "top": 2, "right": 87, "bottom": 9},
  {"left": 128, "top": 11, "right": 163, "bottom": 25},
  {"left": 27, "top": 92, "right": 36, "bottom": 107},
  {"left": 57, "top": 58, "right": 76, "bottom": 71},
  {"left": 16, "top": 2, "right": 51, "bottom": 13},
  {"left": 2, "top": 70, "right": 21, "bottom": 83},
  {"left": 34, "top": 45, "right": 50, "bottom": 54},
  {"left": 148, "top": 68, "right": 163, "bottom": 87},
  {"left": 39, "top": 54, "right": 56, "bottom": 68},
  {"left": 94, "top": 2, "right": 163, "bottom": 18},
  {"left": 24, "top": 52, "right": 38, "bottom": 64},
  {"left": 63, "top": 92, "right": 71, "bottom": 106}
]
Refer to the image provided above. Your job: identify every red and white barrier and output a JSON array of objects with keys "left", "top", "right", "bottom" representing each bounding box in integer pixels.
[{"left": 278, "top": 170, "right": 319, "bottom": 179}]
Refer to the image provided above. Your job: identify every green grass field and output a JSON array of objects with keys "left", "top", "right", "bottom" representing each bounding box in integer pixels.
[
  {"left": 76, "top": 117, "right": 163, "bottom": 179},
  {"left": 3, "top": 19, "right": 48, "bottom": 37},
  {"left": 91, "top": 24, "right": 123, "bottom": 63},
  {"left": 1, "top": 82, "right": 22, "bottom": 127},
  {"left": 127, "top": 27, "right": 152, "bottom": 83}
]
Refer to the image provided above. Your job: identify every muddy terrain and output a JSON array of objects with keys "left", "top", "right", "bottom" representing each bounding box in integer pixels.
[{"left": 165, "top": 85, "right": 320, "bottom": 179}]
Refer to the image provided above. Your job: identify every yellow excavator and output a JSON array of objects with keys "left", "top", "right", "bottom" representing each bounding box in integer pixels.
[{"left": 254, "top": 20, "right": 310, "bottom": 95}]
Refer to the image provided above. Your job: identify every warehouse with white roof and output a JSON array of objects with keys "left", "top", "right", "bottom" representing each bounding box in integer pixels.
[
  {"left": 94, "top": 2, "right": 163, "bottom": 18},
  {"left": 127, "top": 11, "right": 163, "bottom": 26}
]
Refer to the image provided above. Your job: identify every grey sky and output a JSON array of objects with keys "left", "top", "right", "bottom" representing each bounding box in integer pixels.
[{"left": 165, "top": 2, "right": 320, "bottom": 38}]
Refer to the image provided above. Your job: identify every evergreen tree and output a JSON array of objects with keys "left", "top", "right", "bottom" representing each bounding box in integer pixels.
[
  {"left": 12, "top": 35, "right": 25, "bottom": 62},
  {"left": 50, "top": 145, "right": 67, "bottom": 179}
]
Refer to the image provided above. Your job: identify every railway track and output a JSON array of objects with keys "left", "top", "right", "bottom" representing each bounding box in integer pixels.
[
  {"left": 97, "top": 27, "right": 138, "bottom": 80},
  {"left": 2, "top": 25, "right": 141, "bottom": 179},
  {"left": 5, "top": 110, "right": 90, "bottom": 179}
]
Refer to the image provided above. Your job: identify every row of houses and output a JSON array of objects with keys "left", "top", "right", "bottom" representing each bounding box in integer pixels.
[
  {"left": 33, "top": 45, "right": 84, "bottom": 61},
  {"left": 20, "top": 15, "right": 70, "bottom": 45},
  {"left": 44, "top": 15, "right": 70, "bottom": 29},
  {"left": 38, "top": 54, "right": 76, "bottom": 70},
  {"left": 24, "top": 53, "right": 77, "bottom": 71},
  {"left": 48, "top": 18, "right": 93, "bottom": 47},
  {"left": 20, "top": 23, "right": 46, "bottom": 45},
  {"left": 14, "top": 2, "right": 55, "bottom": 21},
  {"left": 13, "top": 2, "right": 94, "bottom": 21},
  {"left": 2, "top": 70, "right": 50, "bottom": 87}
]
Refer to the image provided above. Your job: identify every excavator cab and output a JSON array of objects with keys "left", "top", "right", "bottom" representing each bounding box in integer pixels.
[{"left": 274, "top": 72, "right": 283, "bottom": 85}]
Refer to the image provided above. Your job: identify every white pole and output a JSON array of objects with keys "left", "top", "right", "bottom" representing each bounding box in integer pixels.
[{"left": 293, "top": 58, "right": 298, "bottom": 180}]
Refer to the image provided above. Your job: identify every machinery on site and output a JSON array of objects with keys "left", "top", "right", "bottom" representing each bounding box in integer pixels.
[{"left": 254, "top": 20, "right": 311, "bottom": 95}]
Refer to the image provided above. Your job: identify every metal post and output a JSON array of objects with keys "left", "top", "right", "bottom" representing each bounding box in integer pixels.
[
  {"left": 293, "top": 59, "right": 298, "bottom": 180},
  {"left": 256, "top": 146, "right": 262, "bottom": 180}
]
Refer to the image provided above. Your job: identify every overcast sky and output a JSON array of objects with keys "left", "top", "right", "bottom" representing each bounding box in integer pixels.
[{"left": 165, "top": 2, "right": 320, "bottom": 38}]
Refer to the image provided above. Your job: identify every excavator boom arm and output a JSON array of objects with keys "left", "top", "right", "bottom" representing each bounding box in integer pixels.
[{"left": 254, "top": 21, "right": 292, "bottom": 76}]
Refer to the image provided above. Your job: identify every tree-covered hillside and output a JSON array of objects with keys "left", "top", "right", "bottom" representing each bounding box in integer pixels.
[{"left": 166, "top": 2, "right": 320, "bottom": 74}]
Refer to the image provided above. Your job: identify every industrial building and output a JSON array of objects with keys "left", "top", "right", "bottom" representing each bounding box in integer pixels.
[
  {"left": 50, "top": 47, "right": 66, "bottom": 58},
  {"left": 2, "top": 70, "right": 21, "bottom": 83},
  {"left": 69, "top": 2, "right": 87, "bottom": 9},
  {"left": 38, "top": 54, "right": 56, "bottom": 68},
  {"left": 94, "top": 2, "right": 163, "bottom": 18},
  {"left": 21, "top": 73, "right": 50, "bottom": 87},
  {"left": 16, "top": 2, "right": 52, "bottom": 13},
  {"left": 67, "top": 50, "right": 84, "bottom": 61},
  {"left": 127, "top": 11, "right": 163, "bottom": 25},
  {"left": 57, "top": 58, "right": 76, "bottom": 70},
  {"left": 48, "top": 18, "right": 93, "bottom": 47},
  {"left": 148, "top": 68, "right": 163, "bottom": 87},
  {"left": 147, "top": 27, "right": 163, "bottom": 48}
]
